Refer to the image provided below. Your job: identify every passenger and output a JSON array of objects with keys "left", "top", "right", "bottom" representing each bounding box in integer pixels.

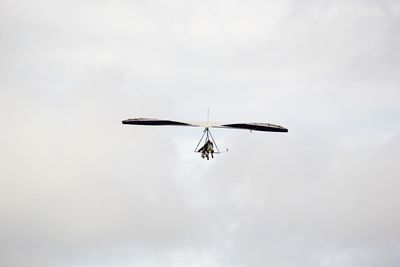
[
  {"left": 198, "top": 140, "right": 214, "bottom": 160},
  {"left": 206, "top": 140, "right": 214, "bottom": 158}
]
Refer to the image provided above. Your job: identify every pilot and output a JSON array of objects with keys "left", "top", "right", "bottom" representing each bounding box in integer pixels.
[
  {"left": 198, "top": 140, "right": 214, "bottom": 160},
  {"left": 198, "top": 144, "right": 207, "bottom": 159}
]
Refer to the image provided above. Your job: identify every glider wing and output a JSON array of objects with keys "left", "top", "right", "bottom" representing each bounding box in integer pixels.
[
  {"left": 213, "top": 122, "right": 288, "bottom": 132},
  {"left": 122, "top": 118, "right": 200, "bottom": 127}
]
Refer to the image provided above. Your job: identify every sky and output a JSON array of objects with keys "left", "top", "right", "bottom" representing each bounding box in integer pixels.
[{"left": 1, "top": 0, "right": 400, "bottom": 266}]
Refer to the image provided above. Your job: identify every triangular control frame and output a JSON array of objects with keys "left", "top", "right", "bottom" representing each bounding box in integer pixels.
[{"left": 194, "top": 127, "right": 221, "bottom": 154}]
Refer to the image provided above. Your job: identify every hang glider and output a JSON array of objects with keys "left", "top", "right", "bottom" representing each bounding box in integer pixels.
[
  {"left": 122, "top": 118, "right": 288, "bottom": 160},
  {"left": 122, "top": 118, "right": 288, "bottom": 132}
]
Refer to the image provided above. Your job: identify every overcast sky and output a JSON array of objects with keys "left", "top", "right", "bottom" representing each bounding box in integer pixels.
[{"left": 1, "top": 0, "right": 400, "bottom": 266}]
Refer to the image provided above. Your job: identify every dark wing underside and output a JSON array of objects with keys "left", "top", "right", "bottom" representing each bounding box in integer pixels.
[
  {"left": 122, "top": 118, "right": 200, "bottom": 127},
  {"left": 214, "top": 123, "right": 288, "bottom": 132},
  {"left": 122, "top": 118, "right": 288, "bottom": 132}
]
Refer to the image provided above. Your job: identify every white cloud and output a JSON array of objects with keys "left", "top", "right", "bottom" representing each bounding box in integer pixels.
[{"left": 0, "top": 0, "right": 399, "bottom": 266}]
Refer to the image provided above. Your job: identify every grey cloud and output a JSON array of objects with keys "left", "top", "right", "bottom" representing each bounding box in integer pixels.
[{"left": 1, "top": 0, "right": 400, "bottom": 266}]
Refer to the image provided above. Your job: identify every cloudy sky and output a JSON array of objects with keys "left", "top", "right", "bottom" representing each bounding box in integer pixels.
[{"left": 1, "top": 0, "right": 400, "bottom": 266}]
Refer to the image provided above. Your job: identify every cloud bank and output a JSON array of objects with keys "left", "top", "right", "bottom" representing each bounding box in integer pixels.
[{"left": 1, "top": 0, "right": 399, "bottom": 266}]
